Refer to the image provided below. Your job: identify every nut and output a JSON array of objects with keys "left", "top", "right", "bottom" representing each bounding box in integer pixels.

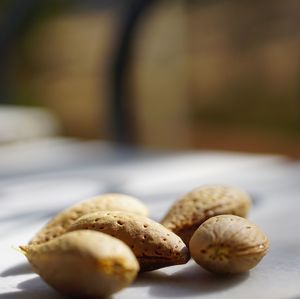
[
  {"left": 189, "top": 215, "right": 269, "bottom": 273},
  {"left": 67, "top": 211, "right": 190, "bottom": 271},
  {"left": 20, "top": 230, "right": 139, "bottom": 298},
  {"left": 30, "top": 193, "right": 148, "bottom": 245},
  {"left": 161, "top": 185, "right": 251, "bottom": 245}
]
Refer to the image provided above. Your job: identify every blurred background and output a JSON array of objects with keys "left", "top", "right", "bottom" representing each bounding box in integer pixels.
[{"left": 0, "top": 0, "right": 299, "bottom": 157}]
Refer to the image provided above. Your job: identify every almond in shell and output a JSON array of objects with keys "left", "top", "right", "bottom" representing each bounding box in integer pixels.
[
  {"left": 30, "top": 193, "right": 148, "bottom": 245},
  {"left": 161, "top": 185, "right": 251, "bottom": 245},
  {"left": 68, "top": 211, "right": 190, "bottom": 271},
  {"left": 20, "top": 230, "right": 139, "bottom": 298}
]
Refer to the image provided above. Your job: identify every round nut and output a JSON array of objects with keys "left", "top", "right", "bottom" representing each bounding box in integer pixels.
[{"left": 189, "top": 215, "right": 269, "bottom": 274}]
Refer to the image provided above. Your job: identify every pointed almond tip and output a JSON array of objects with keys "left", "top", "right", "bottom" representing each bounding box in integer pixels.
[
  {"left": 178, "top": 247, "right": 191, "bottom": 265},
  {"left": 16, "top": 245, "right": 29, "bottom": 256}
]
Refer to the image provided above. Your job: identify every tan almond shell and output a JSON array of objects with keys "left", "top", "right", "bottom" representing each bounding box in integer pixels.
[
  {"left": 20, "top": 230, "right": 139, "bottom": 298},
  {"left": 189, "top": 215, "right": 269, "bottom": 273},
  {"left": 29, "top": 193, "right": 148, "bottom": 245},
  {"left": 161, "top": 185, "right": 251, "bottom": 245},
  {"left": 67, "top": 211, "right": 190, "bottom": 271}
]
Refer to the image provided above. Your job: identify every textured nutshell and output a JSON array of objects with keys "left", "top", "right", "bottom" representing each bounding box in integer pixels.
[
  {"left": 67, "top": 211, "right": 190, "bottom": 271},
  {"left": 189, "top": 215, "right": 269, "bottom": 274},
  {"left": 161, "top": 185, "right": 251, "bottom": 245},
  {"left": 29, "top": 193, "right": 148, "bottom": 245},
  {"left": 20, "top": 230, "right": 139, "bottom": 298}
]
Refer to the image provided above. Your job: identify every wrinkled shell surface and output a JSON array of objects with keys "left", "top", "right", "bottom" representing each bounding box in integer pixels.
[
  {"left": 68, "top": 211, "right": 190, "bottom": 271},
  {"left": 30, "top": 193, "right": 148, "bottom": 245},
  {"left": 189, "top": 215, "right": 269, "bottom": 273},
  {"left": 21, "top": 230, "right": 139, "bottom": 298},
  {"left": 161, "top": 185, "right": 251, "bottom": 245}
]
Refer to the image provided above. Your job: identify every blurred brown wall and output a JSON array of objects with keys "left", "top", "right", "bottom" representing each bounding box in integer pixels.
[
  {"left": 10, "top": 10, "right": 114, "bottom": 139},
  {"left": 8, "top": 0, "right": 300, "bottom": 155}
]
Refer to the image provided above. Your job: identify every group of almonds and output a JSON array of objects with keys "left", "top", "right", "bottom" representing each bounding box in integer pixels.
[{"left": 20, "top": 185, "right": 269, "bottom": 298}]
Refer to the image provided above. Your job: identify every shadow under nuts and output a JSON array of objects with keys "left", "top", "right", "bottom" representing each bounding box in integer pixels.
[
  {"left": 67, "top": 211, "right": 190, "bottom": 271},
  {"left": 161, "top": 185, "right": 251, "bottom": 245},
  {"left": 30, "top": 193, "right": 149, "bottom": 245},
  {"left": 20, "top": 230, "right": 139, "bottom": 298},
  {"left": 189, "top": 215, "right": 269, "bottom": 274}
]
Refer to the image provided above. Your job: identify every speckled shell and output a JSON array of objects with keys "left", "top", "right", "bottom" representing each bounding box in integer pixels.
[
  {"left": 68, "top": 211, "right": 190, "bottom": 271},
  {"left": 29, "top": 193, "right": 148, "bottom": 245},
  {"left": 161, "top": 185, "right": 251, "bottom": 245},
  {"left": 189, "top": 215, "right": 269, "bottom": 273},
  {"left": 21, "top": 230, "right": 139, "bottom": 298}
]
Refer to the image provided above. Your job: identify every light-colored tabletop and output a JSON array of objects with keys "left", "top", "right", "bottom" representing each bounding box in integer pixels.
[{"left": 0, "top": 139, "right": 299, "bottom": 299}]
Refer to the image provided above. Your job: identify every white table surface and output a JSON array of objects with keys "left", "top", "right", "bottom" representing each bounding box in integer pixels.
[{"left": 0, "top": 139, "right": 299, "bottom": 299}]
